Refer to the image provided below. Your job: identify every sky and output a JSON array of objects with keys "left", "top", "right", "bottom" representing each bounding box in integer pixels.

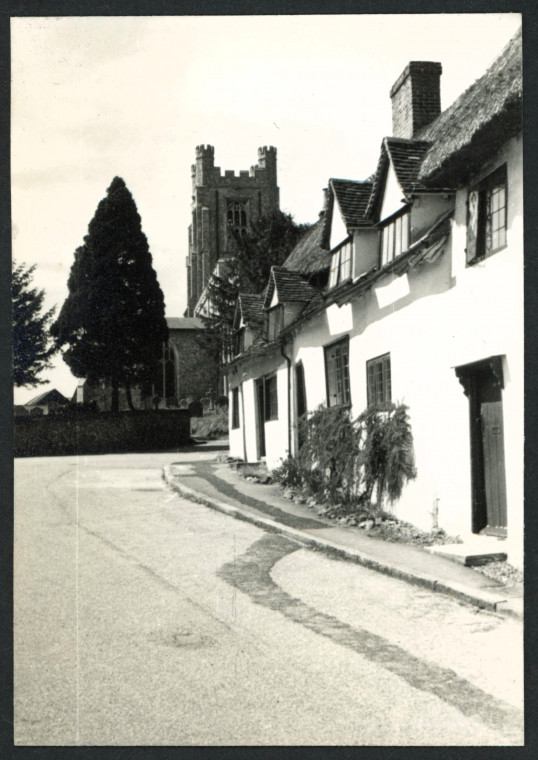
[{"left": 11, "top": 12, "right": 522, "bottom": 404}]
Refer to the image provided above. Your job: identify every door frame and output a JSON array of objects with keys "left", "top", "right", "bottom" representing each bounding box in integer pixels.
[{"left": 455, "top": 355, "right": 507, "bottom": 536}]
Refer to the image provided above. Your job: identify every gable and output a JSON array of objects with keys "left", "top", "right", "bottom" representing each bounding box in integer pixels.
[
  {"left": 380, "top": 164, "right": 406, "bottom": 222},
  {"left": 329, "top": 196, "right": 349, "bottom": 250}
]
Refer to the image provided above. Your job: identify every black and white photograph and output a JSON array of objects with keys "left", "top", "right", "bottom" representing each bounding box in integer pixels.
[{"left": 11, "top": 11, "right": 524, "bottom": 746}]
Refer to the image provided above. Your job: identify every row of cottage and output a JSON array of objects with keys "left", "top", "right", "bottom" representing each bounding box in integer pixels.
[{"left": 225, "top": 30, "right": 523, "bottom": 564}]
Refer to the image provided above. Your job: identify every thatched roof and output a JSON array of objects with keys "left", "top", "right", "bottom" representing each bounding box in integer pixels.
[
  {"left": 418, "top": 28, "right": 522, "bottom": 184},
  {"left": 282, "top": 215, "right": 332, "bottom": 275}
]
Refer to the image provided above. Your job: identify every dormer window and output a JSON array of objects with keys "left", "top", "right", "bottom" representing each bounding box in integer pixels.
[
  {"left": 380, "top": 210, "right": 410, "bottom": 266},
  {"left": 267, "top": 305, "right": 283, "bottom": 341},
  {"left": 328, "top": 238, "right": 353, "bottom": 289}
]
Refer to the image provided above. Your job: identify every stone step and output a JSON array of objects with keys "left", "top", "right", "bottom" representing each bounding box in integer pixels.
[{"left": 426, "top": 540, "right": 507, "bottom": 567}]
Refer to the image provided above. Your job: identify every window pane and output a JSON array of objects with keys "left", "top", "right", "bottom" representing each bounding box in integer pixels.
[
  {"left": 325, "top": 339, "right": 350, "bottom": 407},
  {"left": 366, "top": 353, "right": 391, "bottom": 408},
  {"left": 395, "top": 216, "right": 402, "bottom": 256},
  {"left": 329, "top": 251, "right": 340, "bottom": 288},
  {"left": 340, "top": 242, "right": 352, "bottom": 281},
  {"left": 382, "top": 227, "right": 389, "bottom": 265},
  {"left": 401, "top": 213, "right": 409, "bottom": 252}
]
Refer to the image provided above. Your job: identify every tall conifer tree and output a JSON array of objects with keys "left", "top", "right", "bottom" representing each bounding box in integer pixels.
[
  {"left": 12, "top": 262, "right": 57, "bottom": 387},
  {"left": 51, "top": 177, "right": 168, "bottom": 411}
]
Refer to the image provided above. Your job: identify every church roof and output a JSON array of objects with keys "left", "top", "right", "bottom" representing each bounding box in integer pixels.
[{"left": 167, "top": 317, "right": 204, "bottom": 330}]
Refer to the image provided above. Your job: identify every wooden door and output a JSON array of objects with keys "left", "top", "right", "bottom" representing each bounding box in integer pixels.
[{"left": 480, "top": 399, "right": 508, "bottom": 533}]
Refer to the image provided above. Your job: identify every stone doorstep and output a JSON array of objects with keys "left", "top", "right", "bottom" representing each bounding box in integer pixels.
[{"left": 425, "top": 542, "right": 507, "bottom": 567}]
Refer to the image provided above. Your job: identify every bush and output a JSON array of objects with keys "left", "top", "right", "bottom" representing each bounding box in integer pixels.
[
  {"left": 191, "top": 407, "right": 229, "bottom": 439},
  {"left": 274, "top": 403, "right": 416, "bottom": 515}
]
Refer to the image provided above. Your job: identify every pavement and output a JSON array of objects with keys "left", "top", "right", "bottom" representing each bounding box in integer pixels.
[{"left": 163, "top": 440, "right": 523, "bottom": 621}]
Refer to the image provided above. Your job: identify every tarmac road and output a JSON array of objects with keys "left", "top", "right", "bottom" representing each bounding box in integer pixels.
[{"left": 14, "top": 448, "right": 523, "bottom": 745}]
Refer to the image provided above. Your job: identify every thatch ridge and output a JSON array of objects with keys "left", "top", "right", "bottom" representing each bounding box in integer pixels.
[{"left": 418, "top": 28, "right": 522, "bottom": 183}]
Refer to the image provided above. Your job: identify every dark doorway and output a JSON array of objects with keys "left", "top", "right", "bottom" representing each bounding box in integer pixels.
[
  {"left": 256, "top": 379, "right": 266, "bottom": 458},
  {"left": 295, "top": 363, "right": 307, "bottom": 418},
  {"left": 456, "top": 356, "right": 507, "bottom": 536},
  {"left": 295, "top": 362, "right": 307, "bottom": 448}
]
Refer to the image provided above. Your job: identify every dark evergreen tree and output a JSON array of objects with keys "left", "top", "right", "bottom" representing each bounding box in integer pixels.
[
  {"left": 51, "top": 177, "right": 168, "bottom": 412},
  {"left": 12, "top": 262, "right": 57, "bottom": 387}
]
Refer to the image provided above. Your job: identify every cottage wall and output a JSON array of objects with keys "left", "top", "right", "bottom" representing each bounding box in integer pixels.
[{"left": 230, "top": 134, "right": 522, "bottom": 564}]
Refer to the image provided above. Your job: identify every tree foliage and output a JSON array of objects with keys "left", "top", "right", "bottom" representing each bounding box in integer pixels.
[
  {"left": 12, "top": 262, "right": 57, "bottom": 387},
  {"left": 51, "top": 177, "right": 168, "bottom": 411},
  {"left": 198, "top": 211, "right": 310, "bottom": 371},
  {"left": 231, "top": 210, "right": 311, "bottom": 294}
]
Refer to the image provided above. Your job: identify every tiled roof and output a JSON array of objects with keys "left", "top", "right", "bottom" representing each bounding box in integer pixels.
[
  {"left": 238, "top": 293, "right": 264, "bottom": 327},
  {"left": 282, "top": 215, "right": 332, "bottom": 274},
  {"left": 330, "top": 179, "right": 373, "bottom": 228},
  {"left": 385, "top": 138, "right": 432, "bottom": 195},
  {"left": 418, "top": 28, "right": 522, "bottom": 183},
  {"left": 264, "top": 267, "right": 319, "bottom": 308},
  {"left": 365, "top": 138, "right": 451, "bottom": 220},
  {"left": 167, "top": 317, "right": 204, "bottom": 330}
]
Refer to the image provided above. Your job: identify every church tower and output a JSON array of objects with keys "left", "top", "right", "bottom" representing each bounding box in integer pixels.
[{"left": 185, "top": 145, "right": 280, "bottom": 316}]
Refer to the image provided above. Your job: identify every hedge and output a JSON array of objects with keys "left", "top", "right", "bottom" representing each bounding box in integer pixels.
[{"left": 14, "top": 409, "right": 191, "bottom": 457}]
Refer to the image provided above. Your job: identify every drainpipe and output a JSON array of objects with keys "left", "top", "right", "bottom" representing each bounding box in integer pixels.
[
  {"left": 280, "top": 341, "right": 292, "bottom": 458},
  {"left": 239, "top": 380, "right": 247, "bottom": 463}
]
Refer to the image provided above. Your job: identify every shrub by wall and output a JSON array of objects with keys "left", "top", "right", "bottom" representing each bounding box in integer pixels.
[
  {"left": 14, "top": 409, "right": 191, "bottom": 458},
  {"left": 274, "top": 403, "right": 416, "bottom": 514}
]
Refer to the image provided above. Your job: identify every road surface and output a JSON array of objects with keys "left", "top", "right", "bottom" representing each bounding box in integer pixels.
[{"left": 14, "top": 448, "right": 523, "bottom": 745}]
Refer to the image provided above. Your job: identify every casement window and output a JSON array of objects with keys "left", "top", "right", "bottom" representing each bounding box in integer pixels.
[
  {"left": 264, "top": 375, "right": 278, "bottom": 421},
  {"left": 328, "top": 239, "right": 353, "bottom": 289},
  {"left": 466, "top": 164, "right": 507, "bottom": 264},
  {"left": 367, "top": 353, "right": 392, "bottom": 408},
  {"left": 324, "top": 338, "right": 351, "bottom": 407},
  {"left": 380, "top": 210, "right": 410, "bottom": 266},
  {"left": 267, "top": 306, "right": 283, "bottom": 341},
  {"left": 227, "top": 200, "right": 248, "bottom": 236},
  {"left": 231, "top": 387, "right": 240, "bottom": 429},
  {"left": 235, "top": 328, "right": 245, "bottom": 356}
]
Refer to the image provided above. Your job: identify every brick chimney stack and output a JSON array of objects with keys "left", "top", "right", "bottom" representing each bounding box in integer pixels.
[{"left": 390, "top": 62, "right": 442, "bottom": 139}]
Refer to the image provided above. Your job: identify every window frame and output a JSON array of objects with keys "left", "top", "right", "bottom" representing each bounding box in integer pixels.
[
  {"left": 328, "top": 237, "right": 353, "bottom": 290},
  {"left": 366, "top": 352, "right": 392, "bottom": 409},
  {"left": 226, "top": 198, "right": 249, "bottom": 240},
  {"left": 263, "top": 374, "right": 279, "bottom": 421},
  {"left": 266, "top": 304, "right": 284, "bottom": 342},
  {"left": 466, "top": 164, "right": 508, "bottom": 265},
  {"left": 379, "top": 208, "right": 410, "bottom": 266},
  {"left": 324, "top": 337, "right": 351, "bottom": 408}
]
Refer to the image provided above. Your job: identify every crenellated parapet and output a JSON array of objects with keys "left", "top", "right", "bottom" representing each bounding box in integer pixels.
[{"left": 186, "top": 144, "right": 280, "bottom": 316}]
